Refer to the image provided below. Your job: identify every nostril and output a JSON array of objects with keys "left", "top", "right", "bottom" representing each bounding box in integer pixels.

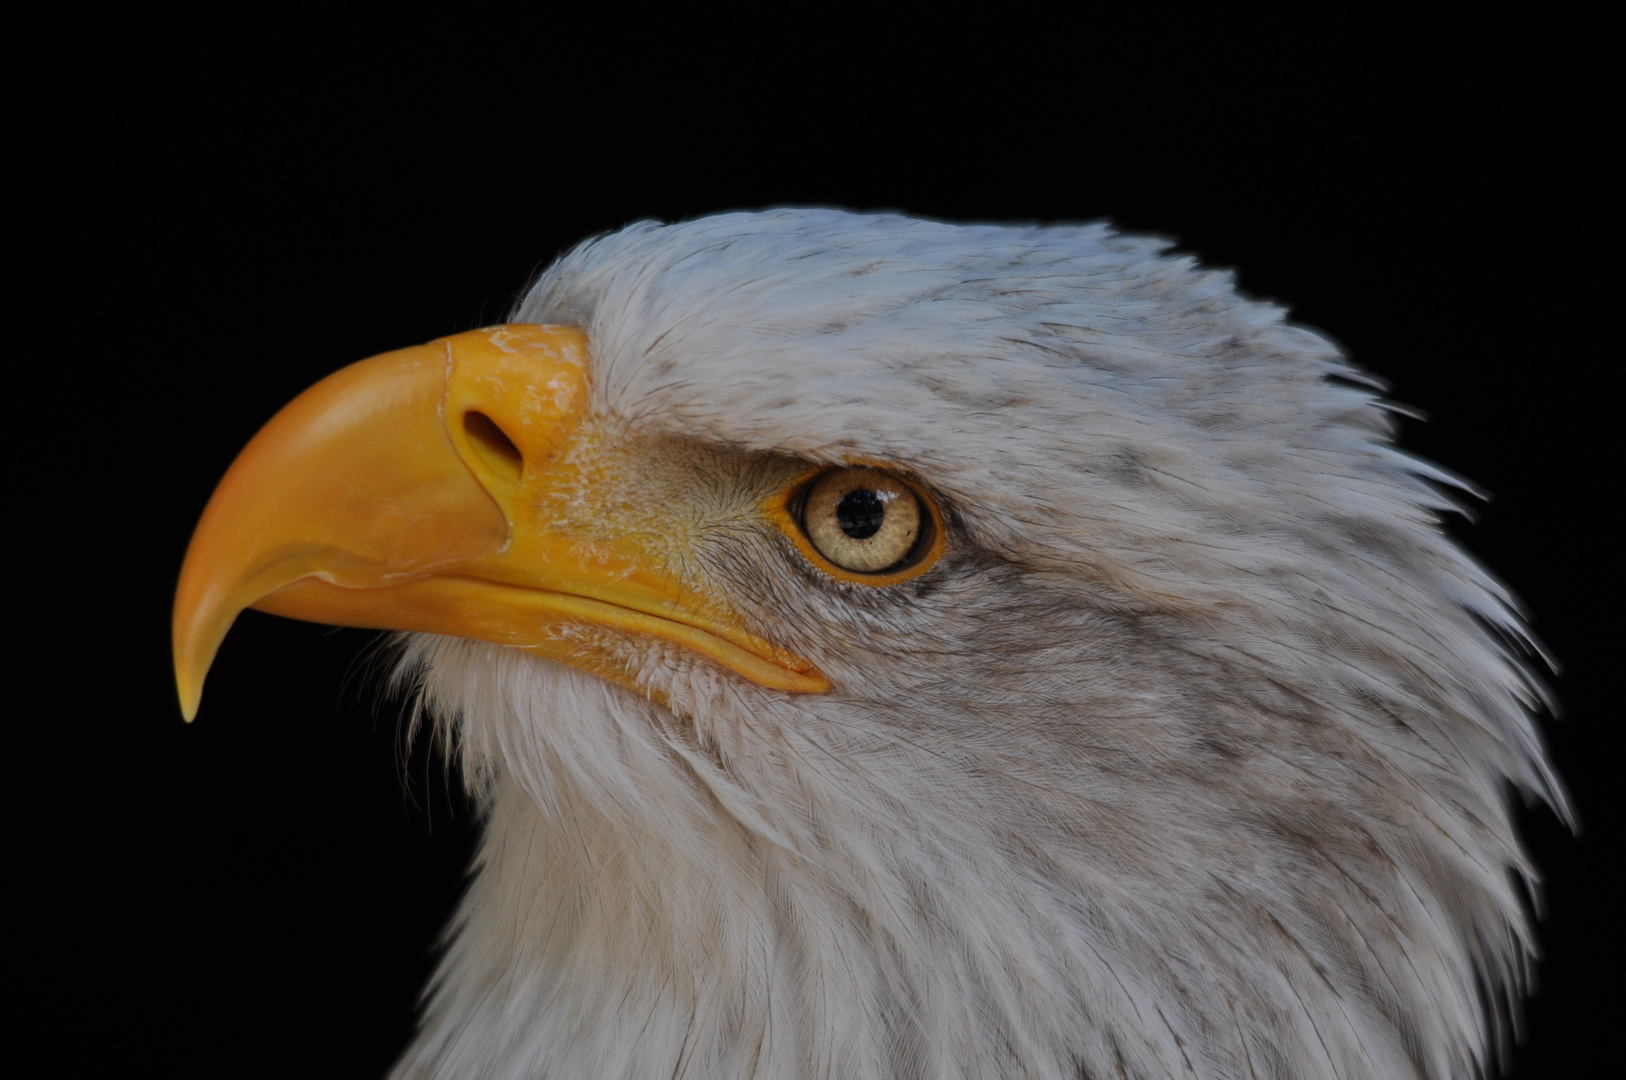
[{"left": 463, "top": 411, "right": 524, "bottom": 483}]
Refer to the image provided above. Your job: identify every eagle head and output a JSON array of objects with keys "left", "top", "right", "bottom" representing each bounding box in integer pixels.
[{"left": 174, "top": 209, "right": 1563, "bottom": 1079}]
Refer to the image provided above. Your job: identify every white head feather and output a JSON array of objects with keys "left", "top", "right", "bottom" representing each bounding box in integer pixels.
[{"left": 385, "top": 209, "right": 1563, "bottom": 1080}]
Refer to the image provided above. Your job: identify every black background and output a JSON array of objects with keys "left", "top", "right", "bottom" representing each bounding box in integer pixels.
[{"left": 19, "top": 17, "right": 1615, "bottom": 1078}]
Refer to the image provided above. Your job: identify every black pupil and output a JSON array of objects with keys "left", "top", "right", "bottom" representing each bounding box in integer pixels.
[{"left": 836, "top": 489, "right": 885, "bottom": 539}]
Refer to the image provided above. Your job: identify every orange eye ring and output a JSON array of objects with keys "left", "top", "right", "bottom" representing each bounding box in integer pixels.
[{"left": 764, "top": 464, "right": 946, "bottom": 586}]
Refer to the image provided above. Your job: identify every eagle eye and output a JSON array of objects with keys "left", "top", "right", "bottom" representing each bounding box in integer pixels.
[{"left": 786, "top": 466, "right": 942, "bottom": 581}]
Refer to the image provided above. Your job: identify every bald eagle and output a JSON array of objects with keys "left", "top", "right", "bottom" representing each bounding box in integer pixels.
[{"left": 174, "top": 210, "right": 1563, "bottom": 1080}]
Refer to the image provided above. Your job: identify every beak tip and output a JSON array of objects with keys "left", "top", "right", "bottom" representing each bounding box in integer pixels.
[
  {"left": 174, "top": 617, "right": 214, "bottom": 724},
  {"left": 177, "top": 671, "right": 203, "bottom": 723}
]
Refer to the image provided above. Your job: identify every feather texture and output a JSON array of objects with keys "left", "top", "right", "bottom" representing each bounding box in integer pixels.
[{"left": 385, "top": 210, "right": 1562, "bottom": 1079}]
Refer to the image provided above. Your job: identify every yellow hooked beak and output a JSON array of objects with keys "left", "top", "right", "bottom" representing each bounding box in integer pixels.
[{"left": 173, "top": 324, "right": 828, "bottom": 721}]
